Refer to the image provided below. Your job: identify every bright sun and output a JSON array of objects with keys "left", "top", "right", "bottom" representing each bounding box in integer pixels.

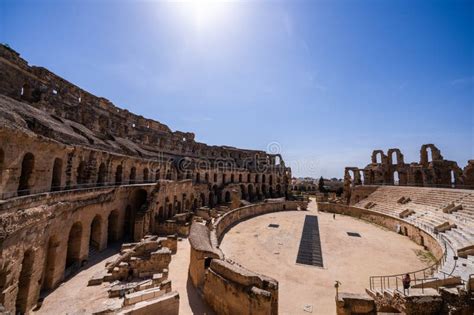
[{"left": 177, "top": 0, "right": 231, "bottom": 32}]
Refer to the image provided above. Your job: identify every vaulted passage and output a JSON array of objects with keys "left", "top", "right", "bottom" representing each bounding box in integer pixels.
[
  {"left": 42, "top": 236, "right": 59, "bottom": 291},
  {"left": 66, "top": 223, "right": 82, "bottom": 270},
  {"left": 18, "top": 152, "right": 34, "bottom": 196},
  {"left": 90, "top": 215, "right": 102, "bottom": 253},
  {"left": 97, "top": 163, "right": 106, "bottom": 186},
  {"left": 16, "top": 249, "right": 35, "bottom": 313},
  {"left": 107, "top": 210, "right": 119, "bottom": 243},
  {"left": 51, "top": 158, "right": 62, "bottom": 191}
]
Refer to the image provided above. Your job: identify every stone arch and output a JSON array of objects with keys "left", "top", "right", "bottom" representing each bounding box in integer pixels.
[
  {"left": 66, "top": 222, "right": 82, "bottom": 269},
  {"left": 213, "top": 173, "right": 218, "bottom": 183},
  {"left": 89, "top": 215, "right": 102, "bottom": 251},
  {"left": 388, "top": 148, "right": 403, "bottom": 165},
  {"left": 166, "top": 169, "right": 172, "bottom": 180},
  {"left": 115, "top": 165, "right": 123, "bottom": 185},
  {"left": 208, "top": 191, "right": 215, "bottom": 208},
  {"left": 393, "top": 171, "right": 399, "bottom": 185},
  {"left": 225, "top": 191, "right": 231, "bottom": 203},
  {"left": 248, "top": 184, "right": 254, "bottom": 201},
  {"left": 42, "top": 235, "right": 59, "bottom": 291},
  {"left": 124, "top": 205, "right": 133, "bottom": 239},
  {"left": 230, "top": 174, "right": 235, "bottom": 183},
  {"left": 240, "top": 184, "right": 247, "bottom": 200},
  {"left": 371, "top": 150, "right": 385, "bottom": 164},
  {"left": 238, "top": 174, "right": 243, "bottom": 182},
  {"left": 97, "top": 163, "right": 106, "bottom": 186},
  {"left": 51, "top": 158, "right": 62, "bottom": 192},
  {"left": 76, "top": 160, "right": 88, "bottom": 187},
  {"left": 18, "top": 152, "right": 35, "bottom": 196},
  {"left": 269, "top": 175, "right": 273, "bottom": 185},
  {"left": 247, "top": 174, "right": 251, "bottom": 183},
  {"left": 107, "top": 210, "right": 119, "bottom": 243},
  {"left": 16, "top": 249, "right": 35, "bottom": 313},
  {"left": 196, "top": 172, "right": 201, "bottom": 183},
  {"left": 155, "top": 169, "right": 161, "bottom": 181},
  {"left": 205, "top": 173, "right": 209, "bottom": 182},
  {"left": 129, "top": 167, "right": 137, "bottom": 184},
  {"left": 262, "top": 174, "right": 266, "bottom": 183}
]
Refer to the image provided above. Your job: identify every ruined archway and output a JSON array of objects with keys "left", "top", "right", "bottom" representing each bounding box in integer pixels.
[
  {"left": 129, "top": 167, "right": 136, "bottom": 184},
  {"left": 97, "top": 163, "right": 106, "bottom": 186},
  {"left": 225, "top": 191, "right": 231, "bottom": 203},
  {"left": 18, "top": 152, "right": 34, "bottom": 196},
  {"left": 42, "top": 236, "right": 59, "bottom": 291},
  {"left": 90, "top": 215, "right": 102, "bottom": 252},
  {"left": 393, "top": 171, "right": 399, "bottom": 185},
  {"left": 248, "top": 184, "right": 254, "bottom": 201},
  {"left": 115, "top": 165, "right": 123, "bottom": 185},
  {"left": 107, "top": 210, "right": 119, "bottom": 243},
  {"left": 66, "top": 222, "right": 82, "bottom": 270},
  {"left": 16, "top": 249, "right": 35, "bottom": 313},
  {"left": 51, "top": 158, "right": 62, "bottom": 191},
  {"left": 76, "top": 160, "right": 87, "bottom": 187}
]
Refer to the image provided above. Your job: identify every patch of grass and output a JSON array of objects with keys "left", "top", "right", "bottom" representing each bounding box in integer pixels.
[{"left": 413, "top": 249, "right": 437, "bottom": 265}]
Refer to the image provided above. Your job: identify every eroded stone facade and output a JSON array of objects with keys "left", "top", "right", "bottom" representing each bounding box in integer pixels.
[{"left": 0, "top": 44, "right": 293, "bottom": 314}]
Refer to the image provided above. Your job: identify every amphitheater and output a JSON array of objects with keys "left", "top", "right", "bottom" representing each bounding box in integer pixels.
[{"left": 0, "top": 44, "right": 473, "bottom": 315}]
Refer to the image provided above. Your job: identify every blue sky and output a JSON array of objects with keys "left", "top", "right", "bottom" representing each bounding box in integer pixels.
[{"left": 1, "top": 0, "right": 473, "bottom": 178}]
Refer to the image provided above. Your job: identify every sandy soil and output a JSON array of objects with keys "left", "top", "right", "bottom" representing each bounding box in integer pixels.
[{"left": 219, "top": 200, "right": 430, "bottom": 315}]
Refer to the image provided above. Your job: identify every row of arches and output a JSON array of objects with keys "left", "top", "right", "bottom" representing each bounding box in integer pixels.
[
  {"left": 5, "top": 150, "right": 285, "bottom": 198},
  {"left": 14, "top": 206, "right": 134, "bottom": 313}
]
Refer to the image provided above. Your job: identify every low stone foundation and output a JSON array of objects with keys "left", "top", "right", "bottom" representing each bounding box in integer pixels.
[{"left": 188, "top": 200, "right": 308, "bottom": 315}]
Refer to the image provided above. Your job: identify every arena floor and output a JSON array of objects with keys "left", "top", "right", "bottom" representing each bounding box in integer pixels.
[
  {"left": 220, "top": 200, "right": 432, "bottom": 315},
  {"left": 33, "top": 199, "right": 431, "bottom": 315}
]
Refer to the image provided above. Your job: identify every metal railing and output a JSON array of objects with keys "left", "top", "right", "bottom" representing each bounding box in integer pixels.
[{"left": 369, "top": 236, "right": 449, "bottom": 294}]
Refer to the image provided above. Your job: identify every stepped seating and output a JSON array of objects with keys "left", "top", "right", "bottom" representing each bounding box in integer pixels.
[{"left": 353, "top": 186, "right": 474, "bottom": 255}]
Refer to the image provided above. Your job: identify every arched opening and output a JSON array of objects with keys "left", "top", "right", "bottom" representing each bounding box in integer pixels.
[
  {"left": 166, "top": 169, "right": 172, "bottom": 180},
  {"left": 167, "top": 203, "right": 173, "bottom": 218},
  {"left": 51, "top": 158, "right": 62, "bottom": 191},
  {"left": 376, "top": 152, "right": 382, "bottom": 164},
  {"left": 248, "top": 184, "right": 254, "bottom": 201},
  {"left": 200, "top": 193, "right": 206, "bottom": 207},
  {"left": 240, "top": 184, "right": 247, "bottom": 200},
  {"left": 393, "top": 171, "right": 399, "bottom": 186},
  {"left": 426, "top": 147, "right": 433, "bottom": 163},
  {"left": 391, "top": 152, "right": 398, "bottom": 165},
  {"left": 158, "top": 206, "right": 164, "bottom": 220},
  {"left": 16, "top": 249, "right": 35, "bottom": 313},
  {"left": 129, "top": 167, "right": 136, "bottom": 184},
  {"left": 450, "top": 170, "right": 456, "bottom": 188},
  {"left": 76, "top": 160, "right": 87, "bottom": 187},
  {"left": 18, "top": 152, "right": 35, "bottom": 196},
  {"left": 231, "top": 174, "right": 235, "bottom": 183},
  {"left": 222, "top": 174, "right": 226, "bottom": 184},
  {"left": 155, "top": 169, "right": 160, "bottom": 181},
  {"left": 262, "top": 174, "right": 266, "bottom": 183},
  {"left": 89, "top": 215, "right": 102, "bottom": 253},
  {"left": 414, "top": 170, "right": 423, "bottom": 186},
  {"left": 42, "top": 236, "right": 59, "bottom": 292},
  {"left": 213, "top": 173, "right": 218, "bottom": 182},
  {"left": 115, "top": 165, "right": 123, "bottom": 185},
  {"left": 209, "top": 192, "right": 215, "bottom": 208},
  {"left": 262, "top": 184, "right": 268, "bottom": 198},
  {"left": 66, "top": 222, "right": 82, "bottom": 270},
  {"left": 143, "top": 168, "right": 149, "bottom": 182},
  {"left": 247, "top": 174, "right": 251, "bottom": 183},
  {"left": 193, "top": 198, "right": 198, "bottom": 211},
  {"left": 225, "top": 191, "right": 231, "bottom": 203},
  {"left": 107, "top": 211, "right": 119, "bottom": 243},
  {"left": 196, "top": 172, "right": 200, "bottom": 183},
  {"left": 124, "top": 205, "right": 133, "bottom": 240},
  {"left": 97, "top": 163, "right": 106, "bottom": 186},
  {"left": 238, "top": 174, "right": 243, "bottom": 182},
  {"left": 269, "top": 175, "right": 273, "bottom": 185},
  {"left": 255, "top": 174, "right": 259, "bottom": 183}
]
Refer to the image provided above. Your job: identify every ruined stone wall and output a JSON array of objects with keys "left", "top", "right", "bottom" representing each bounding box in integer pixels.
[
  {"left": 344, "top": 145, "right": 473, "bottom": 199},
  {"left": 188, "top": 201, "right": 307, "bottom": 315},
  {"left": 0, "top": 44, "right": 295, "bottom": 314}
]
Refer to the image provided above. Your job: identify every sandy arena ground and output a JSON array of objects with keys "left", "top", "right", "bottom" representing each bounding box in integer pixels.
[
  {"left": 219, "top": 200, "right": 430, "bottom": 315},
  {"left": 34, "top": 199, "right": 429, "bottom": 314}
]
